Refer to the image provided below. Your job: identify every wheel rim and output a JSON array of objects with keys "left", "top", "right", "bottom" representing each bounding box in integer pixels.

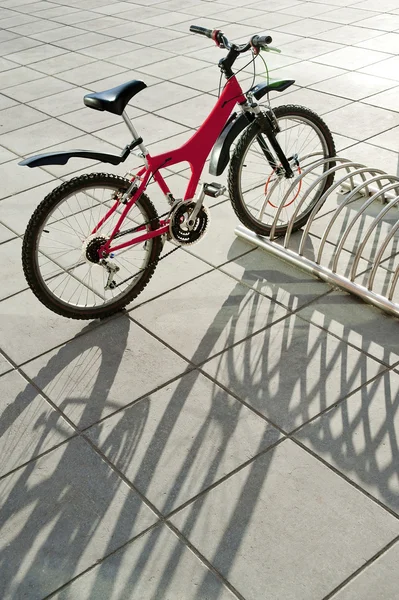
[
  {"left": 33, "top": 182, "right": 156, "bottom": 312},
  {"left": 238, "top": 113, "right": 330, "bottom": 232}
]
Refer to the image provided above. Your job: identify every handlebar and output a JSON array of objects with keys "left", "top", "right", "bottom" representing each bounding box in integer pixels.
[{"left": 189, "top": 25, "right": 272, "bottom": 53}]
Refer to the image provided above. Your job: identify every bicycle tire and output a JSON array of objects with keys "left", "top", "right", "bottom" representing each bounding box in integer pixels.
[
  {"left": 22, "top": 172, "right": 162, "bottom": 320},
  {"left": 228, "top": 104, "right": 336, "bottom": 237}
]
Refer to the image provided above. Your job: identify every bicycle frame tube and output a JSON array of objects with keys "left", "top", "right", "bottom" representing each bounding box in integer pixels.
[{"left": 100, "top": 75, "right": 247, "bottom": 256}]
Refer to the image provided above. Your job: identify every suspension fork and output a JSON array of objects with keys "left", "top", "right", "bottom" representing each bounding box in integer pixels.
[{"left": 253, "top": 111, "right": 294, "bottom": 178}]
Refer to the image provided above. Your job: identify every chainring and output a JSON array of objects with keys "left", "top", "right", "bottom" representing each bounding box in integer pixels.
[{"left": 169, "top": 201, "right": 210, "bottom": 245}]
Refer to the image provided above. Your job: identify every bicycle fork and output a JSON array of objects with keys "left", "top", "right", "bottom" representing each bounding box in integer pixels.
[{"left": 254, "top": 111, "right": 295, "bottom": 178}]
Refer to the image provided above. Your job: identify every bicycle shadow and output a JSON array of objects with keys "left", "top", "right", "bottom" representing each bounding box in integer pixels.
[{"left": 1, "top": 231, "right": 398, "bottom": 599}]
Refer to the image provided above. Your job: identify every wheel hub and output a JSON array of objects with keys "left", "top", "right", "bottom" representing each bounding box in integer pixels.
[{"left": 84, "top": 236, "right": 107, "bottom": 263}]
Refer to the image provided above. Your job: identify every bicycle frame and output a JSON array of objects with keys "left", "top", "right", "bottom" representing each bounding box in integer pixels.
[{"left": 95, "top": 74, "right": 247, "bottom": 257}]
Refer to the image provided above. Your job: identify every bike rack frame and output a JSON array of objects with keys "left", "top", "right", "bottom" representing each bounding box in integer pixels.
[{"left": 235, "top": 157, "right": 399, "bottom": 318}]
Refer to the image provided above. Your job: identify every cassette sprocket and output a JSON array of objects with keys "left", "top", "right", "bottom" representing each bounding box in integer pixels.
[{"left": 169, "top": 201, "right": 210, "bottom": 245}]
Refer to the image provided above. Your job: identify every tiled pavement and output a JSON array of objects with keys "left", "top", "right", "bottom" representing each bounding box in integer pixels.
[{"left": 1, "top": 0, "right": 399, "bottom": 598}]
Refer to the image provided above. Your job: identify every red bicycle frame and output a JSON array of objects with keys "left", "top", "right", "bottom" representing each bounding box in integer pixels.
[{"left": 94, "top": 75, "right": 247, "bottom": 257}]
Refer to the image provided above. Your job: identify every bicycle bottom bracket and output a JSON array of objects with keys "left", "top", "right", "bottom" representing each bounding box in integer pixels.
[{"left": 169, "top": 201, "right": 209, "bottom": 245}]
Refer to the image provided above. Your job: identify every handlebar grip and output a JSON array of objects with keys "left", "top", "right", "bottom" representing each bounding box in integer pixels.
[
  {"left": 251, "top": 34, "right": 273, "bottom": 48},
  {"left": 189, "top": 25, "right": 213, "bottom": 38}
]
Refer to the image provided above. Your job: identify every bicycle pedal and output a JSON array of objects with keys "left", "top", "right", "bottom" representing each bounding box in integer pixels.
[{"left": 204, "top": 182, "right": 226, "bottom": 198}]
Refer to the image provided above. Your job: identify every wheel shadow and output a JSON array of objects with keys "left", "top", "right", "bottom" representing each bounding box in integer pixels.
[{"left": 1, "top": 232, "right": 398, "bottom": 599}]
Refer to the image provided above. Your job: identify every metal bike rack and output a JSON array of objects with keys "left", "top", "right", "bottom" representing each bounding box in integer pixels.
[{"left": 235, "top": 157, "right": 399, "bottom": 318}]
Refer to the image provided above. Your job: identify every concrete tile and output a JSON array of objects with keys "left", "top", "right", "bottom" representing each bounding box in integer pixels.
[
  {"left": 28, "top": 86, "right": 90, "bottom": 116},
  {"left": 132, "top": 269, "right": 289, "bottom": 365},
  {"left": 138, "top": 11, "right": 192, "bottom": 27},
  {"left": 0, "top": 104, "right": 48, "bottom": 134},
  {"left": 0, "top": 36, "right": 41, "bottom": 56},
  {"left": 56, "top": 60, "right": 127, "bottom": 85},
  {"left": 0, "top": 369, "right": 74, "bottom": 477},
  {"left": 87, "top": 370, "right": 281, "bottom": 511},
  {"left": 4, "top": 44, "right": 67, "bottom": 65},
  {"left": 276, "top": 17, "right": 340, "bottom": 36},
  {"left": 130, "top": 80, "right": 201, "bottom": 112},
  {"left": 360, "top": 56, "right": 399, "bottom": 81},
  {"left": 171, "top": 439, "right": 399, "bottom": 600},
  {"left": 156, "top": 93, "right": 217, "bottom": 129},
  {"left": 31, "top": 52, "right": 96, "bottom": 75},
  {"left": 0, "top": 352, "right": 13, "bottom": 375},
  {"left": 76, "top": 16, "right": 131, "bottom": 32},
  {"left": 296, "top": 289, "right": 399, "bottom": 365},
  {"left": 1, "top": 14, "right": 39, "bottom": 29},
  {"left": 327, "top": 103, "right": 399, "bottom": 140},
  {"left": 0, "top": 65, "right": 44, "bottom": 88},
  {"left": 95, "top": 113, "right": 189, "bottom": 148},
  {"left": 21, "top": 314, "right": 190, "bottom": 429},
  {"left": 0, "top": 238, "right": 29, "bottom": 299},
  {"left": 220, "top": 245, "right": 331, "bottom": 311},
  {"left": 319, "top": 6, "right": 378, "bottom": 24},
  {"left": 342, "top": 141, "right": 399, "bottom": 175},
  {"left": 49, "top": 10, "right": 99, "bottom": 26},
  {"left": 108, "top": 46, "right": 174, "bottom": 70},
  {"left": 0, "top": 93, "right": 17, "bottom": 110},
  {"left": 78, "top": 39, "right": 141, "bottom": 59},
  {"left": 367, "top": 126, "right": 399, "bottom": 152},
  {"left": 275, "top": 86, "right": 351, "bottom": 114},
  {"left": 2, "top": 76, "right": 73, "bottom": 102},
  {"left": 58, "top": 105, "right": 144, "bottom": 134},
  {"left": 182, "top": 201, "right": 251, "bottom": 268},
  {"left": 96, "top": 22, "right": 154, "bottom": 39},
  {"left": 0, "top": 57, "right": 19, "bottom": 72},
  {"left": 313, "top": 71, "right": 396, "bottom": 100},
  {"left": 332, "top": 542, "right": 399, "bottom": 600},
  {"left": 356, "top": 31, "right": 399, "bottom": 54},
  {"left": 0, "top": 437, "right": 157, "bottom": 599},
  {"left": 296, "top": 369, "right": 399, "bottom": 513},
  {"left": 0, "top": 160, "right": 53, "bottom": 200},
  {"left": 0, "top": 289, "right": 91, "bottom": 365},
  {"left": 52, "top": 32, "right": 111, "bottom": 51},
  {"left": 134, "top": 242, "right": 212, "bottom": 306},
  {"left": 172, "top": 64, "right": 222, "bottom": 92},
  {"left": 8, "top": 19, "right": 64, "bottom": 36},
  {"left": 270, "top": 60, "right": 346, "bottom": 87},
  {"left": 51, "top": 524, "right": 237, "bottom": 600},
  {"left": 281, "top": 37, "right": 344, "bottom": 60},
  {"left": 85, "top": 71, "right": 162, "bottom": 93},
  {"left": 131, "top": 27, "right": 186, "bottom": 46},
  {"left": 2, "top": 119, "right": 82, "bottom": 155},
  {"left": 0, "top": 222, "right": 16, "bottom": 242},
  {"left": 362, "top": 86, "right": 399, "bottom": 112},
  {"left": 313, "top": 46, "right": 391, "bottom": 70},
  {"left": 313, "top": 24, "right": 384, "bottom": 44},
  {"left": 136, "top": 55, "right": 211, "bottom": 80},
  {"left": 356, "top": 13, "right": 399, "bottom": 31},
  {"left": 203, "top": 311, "right": 384, "bottom": 430},
  {"left": 30, "top": 25, "right": 84, "bottom": 43}
]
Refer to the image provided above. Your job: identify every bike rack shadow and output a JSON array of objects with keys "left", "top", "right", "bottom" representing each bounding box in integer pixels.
[{"left": 1, "top": 228, "right": 399, "bottom": 598}]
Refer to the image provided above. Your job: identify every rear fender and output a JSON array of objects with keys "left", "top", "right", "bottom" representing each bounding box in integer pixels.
[{"left": 19, "top": 147, "right": 133, "bottom": 168}]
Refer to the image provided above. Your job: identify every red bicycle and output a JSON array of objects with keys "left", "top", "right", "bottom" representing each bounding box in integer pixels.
[{"left": 21, "top": 26, "right": 335, "bottom": 320}]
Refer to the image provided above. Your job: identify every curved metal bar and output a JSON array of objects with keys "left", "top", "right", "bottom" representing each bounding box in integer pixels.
[
  {"left": 332, "top": 182, "right": 399, "bottom": 275},
  {"left": 367, "top": 219, "right": 399, "bottom": 291},
  {"left": 350, "top": 188, "right": 399, "bottom": 281},
  {"left": 268, "top": 156, "right": 342, "bottom": 240},
  {"left": 298, "top": 167, "right": 387, "bottom": 259},
  {"left": 236, "top": 224, "right": 399, "bottom": 318},
  {"left": 389, "top": 265, "right": 399, "bottom": 302},
  {"left": 315, "top": 173, "right": 397, "bottom": 264},
  {"left": 280, "top": 160, "right": 368, "bottom": 248}
]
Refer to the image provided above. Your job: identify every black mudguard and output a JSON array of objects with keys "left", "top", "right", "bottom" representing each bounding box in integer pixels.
[
  {"left": 209, "top": 78, "right": 295, "bottom": 176},
  {"left": 19, "top": 147, "right": 131, "bottom": 168}
]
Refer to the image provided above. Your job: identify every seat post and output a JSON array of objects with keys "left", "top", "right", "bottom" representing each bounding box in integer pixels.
[{"left": 122, "top": 111, "right": 147, "bottom": 157}]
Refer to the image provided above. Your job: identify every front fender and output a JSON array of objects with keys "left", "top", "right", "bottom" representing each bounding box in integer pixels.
[
  {"left": 209, "top": 113, "right": 250, "bottom": 177},
  {"left": 209, "top": 78, "right": 295, "bottom": 177}
]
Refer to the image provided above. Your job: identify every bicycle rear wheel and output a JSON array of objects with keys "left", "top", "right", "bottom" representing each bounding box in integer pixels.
[
  {"left": 22, "top": 173, "right": 162, "bottom": 320},
  {"left": 228, "top": 104, "right": 336, "bottom": 237}
]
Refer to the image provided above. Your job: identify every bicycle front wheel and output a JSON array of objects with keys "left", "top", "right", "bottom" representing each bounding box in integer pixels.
[
  {"left": 22, "top": 173, "right": 162, "bottom": 320},
  {"left": 228, "top": 104, "right": 336, "bottom": 237}
]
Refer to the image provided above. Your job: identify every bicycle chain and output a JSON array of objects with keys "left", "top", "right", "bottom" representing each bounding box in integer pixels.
[{"left": 109, "top": 209, "right": 181, "bottom": 290}]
